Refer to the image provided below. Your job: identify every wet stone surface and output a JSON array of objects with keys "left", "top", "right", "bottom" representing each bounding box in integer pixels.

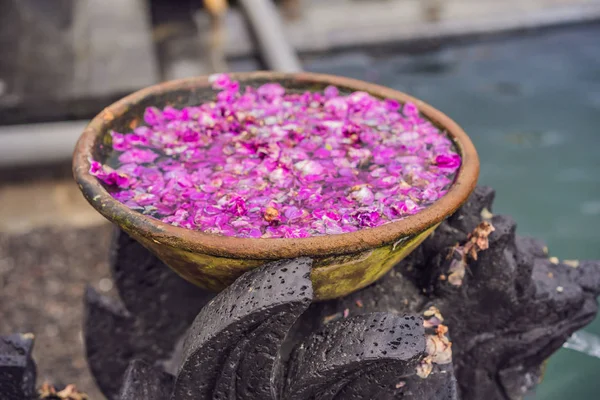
[
  {"left": 109, "top": 258, "right": 457, "bottom": 400},
  {"left": 79, "top": 185, "right": 600, "bottom": 400},
  {"left": 285, "top": 313, "right": 457, "bottom": 400},
  {"left": 109, "top": 228, "right": 215, "bottom": 354},
  {"left": 173, "top": 258, "right": 313, "bottom": 400},
  {"left": 3, "top": 187, "right": 599, "bottom": 399},
  {"left": 85, "top": 229, "right": 215, "bottom": 399},
  {"left": 118, "top": 360, "right": 174, "bottom": 400},
  {"left": 0, "top": 333, "right": 37, "bottom": 400},
  {"left": 414, "top": 187, "right": 600, "bottom": 400}
]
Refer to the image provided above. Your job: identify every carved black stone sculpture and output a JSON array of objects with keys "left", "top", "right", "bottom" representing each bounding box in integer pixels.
[
  {"left": 111, "top": 259, "right": 452, "bottom": 400},
  {"left": 173, "top": 258, "right": 313, "bottom": 400},
  {"left": 84, "top": 230, "right": 215, "bottom": 398},
  {"left": 81, "top": 186, "right": 600, "bottom": 400},
  {"left": 2, "top": 186, "right": 598, "bottom": 399},
  {"left": 0, "top": 333, "right": 37, "bottom": 400},
  {"left": 294, "top": 187, "right": 600, "bottom": 399},
  {"left": 118, "top": 360, "right": 174, "bottom": 400},
  {"left": 285, "top": 313, "right": 458, "bottom": 400}
]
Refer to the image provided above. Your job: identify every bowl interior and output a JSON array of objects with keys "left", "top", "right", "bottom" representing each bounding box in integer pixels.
[{"left": 92, "top": 77, "right": 362, "bottom": 166}]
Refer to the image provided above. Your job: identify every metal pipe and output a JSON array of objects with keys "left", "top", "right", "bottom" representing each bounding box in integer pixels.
[
  {"left": 0, "top": 121, "right": 87, "bottom": 167},
  {"left": 238, "top": 0, "right": 302, "bottom": 72}
]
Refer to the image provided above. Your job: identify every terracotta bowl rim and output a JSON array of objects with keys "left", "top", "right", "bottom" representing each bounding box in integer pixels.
[{"left": 73, "top": 71, "right": 479, "bottom": 260}]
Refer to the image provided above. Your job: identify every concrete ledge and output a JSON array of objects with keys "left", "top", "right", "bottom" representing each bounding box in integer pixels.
[{"left": 210, "top": 0, "right": 600, "bottom": 56}]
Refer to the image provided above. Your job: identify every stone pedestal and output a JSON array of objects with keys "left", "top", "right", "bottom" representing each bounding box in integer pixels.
[
  {"left": 81, "top": 186, "right": 600, "bottom": 400},
  {"left": 0, "top": 333, "right": 36, "bottom": 400},
  {"left": 1, "top": 186, "right": 599, "bottom": 399}
]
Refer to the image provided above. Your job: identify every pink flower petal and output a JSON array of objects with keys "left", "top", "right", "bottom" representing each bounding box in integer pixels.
[{"left": 91, "top": 74, "right": 460, "bottom": 238}]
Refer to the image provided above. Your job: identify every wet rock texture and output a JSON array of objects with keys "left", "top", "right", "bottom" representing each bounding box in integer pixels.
[
  {"left": 118, "top": 360, "right": 174, "bottom": 400},
  {"left": 285, "top": 313, "right": 458, "bottom": 400},
  {"left": 0, "top": 333, "right": 37, "bottom": 400},
  {"left": 300, "top": 186, "right": 600, "bottom": 400},
  {"left": 4, "top": 186, "right": 597, "bottom": 399},
  {"left": 420, "top": 188, "right": 600, "bottom": 400},
  {"left": 173, "top": 258, "right": 313, "bottom": 400},
  {"left": 84, "top": 229, "right": 215, "bottom": 399}
]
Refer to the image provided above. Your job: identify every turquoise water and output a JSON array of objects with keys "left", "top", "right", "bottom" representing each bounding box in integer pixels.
[{"left": 305, "top": 24, "right": 600, "bottom": 399}]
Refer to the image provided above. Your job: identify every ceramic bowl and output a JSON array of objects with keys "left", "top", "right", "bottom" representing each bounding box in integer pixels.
[{"left": 73, "top": 71, "right": 479, "bottom": 300}]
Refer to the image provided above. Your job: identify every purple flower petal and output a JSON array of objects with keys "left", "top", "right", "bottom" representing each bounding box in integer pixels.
[
  {"left": 144, "top": 107, "right": 164, "bottom": 125},
  {"left": 118, "top": 149, "right": 159, "bottom": 164},
  {"left": 435, "top": 154, "right": 462, "bottom": 170},
  {"left": 91, "top": 74, "right": 461, "bottom": 238}
]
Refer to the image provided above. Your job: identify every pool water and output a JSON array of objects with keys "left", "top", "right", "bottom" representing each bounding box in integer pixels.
[{"left": 304, "top": 23, "right": 600, "bottom": 399}]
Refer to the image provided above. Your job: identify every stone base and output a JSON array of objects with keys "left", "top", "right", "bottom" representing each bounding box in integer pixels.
[
  {"left": 0, "top": 333, "right": 36, "bottom": 400},
  {"left": 2, "top": 186, "right": 599, "bottom": 399},
  {"left": 80, "top": 186, "right": 600, "bottom": 400}
]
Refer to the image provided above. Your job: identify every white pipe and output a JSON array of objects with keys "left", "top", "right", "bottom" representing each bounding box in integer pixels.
[
  {"left": 238, "top": 0, "right": 303, "bottom": 72},
  {"left": 0, "top": 121, "right": 88, "bottom": 167}
]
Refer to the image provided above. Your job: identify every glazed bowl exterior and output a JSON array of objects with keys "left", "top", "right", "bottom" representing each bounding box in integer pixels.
[{"left": 73, "top": 72, "right": 479, "bottom": 300}]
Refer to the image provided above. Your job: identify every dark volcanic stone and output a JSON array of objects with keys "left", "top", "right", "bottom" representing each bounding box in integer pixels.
[
  {"left": 81, "top": 186, "right": 600, "bottom": 400},
  {"left": 515, "top": 236, "right": 548, "bottom": 259},
  {"left": 446, "top": 185, "right": 495, "bottom": 233},
  {"left": 560, "top": 260, "right": 600, "bottom": 297},
  {"left": 421, "top": 221, "right": 468, "bottom": 260},
  {"left": 434, "top": 227, "right": 600, "bottom": 400},
  {"left": 110, "top": 229, "right": 215, "bottom": 349},
  {"left": 281, "top": 264, "right": 428, "bottom": 363},
  {"left": 172, "top": 258, "right": 314, "bottom": 400},
  {"left": 84, "top": 285, "right": 204, "bottom": 400},
  {"left": 286, "top": 313, "right": 432, "bottom": 400},
  {"left": 0, "top": 333, "right": 36, "bottom": 400},
  {"left": 118, "top": 359, "right": 174, "bottom": 400},
  {"left": 85, "top": 230, "right": 215, "bottom": 399},
  {"left": 285, "top": 185, "right": 600, "bottom": 400},
  {"left": 84, "top": 287, "right": 136, "bottom": 400},
  {"left": 415, "top": 365, "right": 460, "bottom": 400},
  {"left": 412, "top": 190, "right": 600, "bottom": 400}
]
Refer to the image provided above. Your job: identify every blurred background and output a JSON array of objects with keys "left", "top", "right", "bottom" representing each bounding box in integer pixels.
[{"left": 0, "top": 0, "right": 599, "bottom": 398}]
